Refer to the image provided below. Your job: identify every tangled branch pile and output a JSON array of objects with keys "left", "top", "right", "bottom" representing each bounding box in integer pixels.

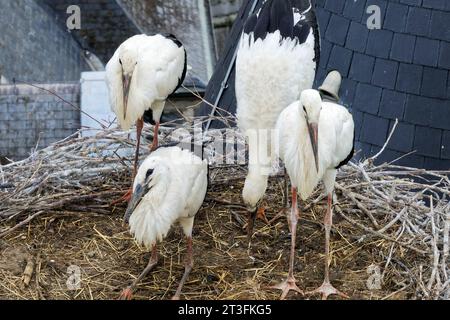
[{"left": 0, "top": 122, "right": 449, "bottom": 300}]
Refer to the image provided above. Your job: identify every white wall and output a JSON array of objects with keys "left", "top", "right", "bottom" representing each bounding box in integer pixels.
[{"left": 80, "top": 71, "right": 116, "bottom": 137}]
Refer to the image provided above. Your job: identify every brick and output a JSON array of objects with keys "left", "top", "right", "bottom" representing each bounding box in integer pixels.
[
  {"left": 372, "top": 58, "right": 399, "bottom": 89},
  {"left": 404, "top": 95, "right": 433, "bottom": 126},
  {"left": 406, "top": 7, "right": 431, "bottom": 37},
  {"left": 345, "top": 22, "right": 369, "bottom": 53},
  {"left": 413, "top": 37, "right": 440, "bottom": 67},
  {"left": 319, "top": 40, "right": 333, "bottom": 68},
  {"left": 349, "top": 53, "right": 375, "bottom": 83},
  {"left": 360, "top": 113, "right": 389, "bottom": 146},
  {"left": 355, "top": 141, "right": 373, "bottom": 161},
  {"left": 400, "top": 0, "right": 422, "bottom": 6},
  {"left": 327, "top": 46, "right": 353, "bottom": 77},
  {"left": 316, "top": 9, "right": 331, "bottom": 38},
  {"left": 340, "top": 78, "right": 357, "bottom": 105},
  {"left": 384, "top": 2, "right": 408, "bottom": 32},
  {"left": 366, "top": 29, "right": 393, "bottom": 59},
  {"left": 373, "top": 148, "right": 402, "bottom": 166},
  {"left": 388, "top": 121, "right": 415, "bottom": 153},
  {"left": 324, "top": 0, "right": 345, "bottom": 14},
  {"left": 448, "top": 72, "right": 450, "bottom": 99},
  {"left": 354, "top": 83, "right": 383, "bottom": 115},
  {"left": 353, "top": 110, "right": 364, "bottom": 140},
  {"left": 343, "top": 0, "right": 367, "bottom": 21},
  {"left": 390, "top": 33, "right": 416, "bottom": 63},
  {"left": 396, "top": 63, "right": 423, "bottom": 94},
  {"left": 379, "top": 89, "right": 407, "bottom": 120},
  {"left": 422, "top": 0, "right": 447, "bottom": 10},
  {"left": 424, "top": 158, "right": 450, "bottom": 171},
  {"left": 438, "top": 42, "right": 450, "bottom": 69},
  {"left": 414, "top": 126, "right": 442, "bottom": 158},
  {"left": 442, "top": 131, "right": 450, "bottom": 159},
  {"left": 325, "top": 14, "right": 350, "bottom": 46},
  {"left": 421, "top": 67, "right": 448, "bottom": 99},
  {"left": 429, "top": 11, "right": 450, "bottom": 42},
  {"left": 430, "top": 99, "right": 450, "bottom": 130},
  {"left": 397, "top": 153, "right": 425, "bottom": 168}
]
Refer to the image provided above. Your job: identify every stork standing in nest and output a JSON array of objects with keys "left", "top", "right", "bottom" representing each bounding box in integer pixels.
[
  {"left": 235, "top": 0, "right": 320, "bottom": 240},
  {"left": 106, "top": 34, "right": 187, "bottom": 202},
  {"left": 274, "top": 71, "right": 354, "bottom": 299},
  {"left": 118, "top": 146, "right": 208, "bottom": 300}
]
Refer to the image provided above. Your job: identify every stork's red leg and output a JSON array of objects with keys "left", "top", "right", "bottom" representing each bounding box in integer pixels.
[
  {"left": 307, "top": 193, "right": 348, "bottom": 300},
  {"left": 269, "top": 168, "right": 290, "bottom": 226},
  {"left": 119, "top": 244, "right": 158, "bottom": 300},
  {"left": 172, "top": 236, "right": 193, "bottom": 300},
  {"left": 270, "top": 187, "right": 304, "bottom": 299},
  {"left": 150, "top": 122, "right": 160, "bottom": 152},
  {"left": 112, "top": 119, "right": 143, "bottom": 205}
]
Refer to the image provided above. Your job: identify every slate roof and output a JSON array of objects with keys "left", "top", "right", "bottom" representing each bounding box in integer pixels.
[{"left": 198, "top": 0, "right": 450, "bottom": 170}]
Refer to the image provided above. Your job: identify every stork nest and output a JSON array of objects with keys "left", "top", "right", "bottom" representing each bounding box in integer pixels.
[{"left": 0, "top": 120, "right": 449, "bottom": 300}]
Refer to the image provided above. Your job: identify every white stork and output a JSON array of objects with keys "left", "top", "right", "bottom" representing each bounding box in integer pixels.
[
  {"left": 106, "top": 34, "right": 187, "bottom": 201},
  {"left": 235, "top": 0, "right": 320, "bottom": 239},
  {"left": 274, "top": 73, "right": 354, "bottom": 299},
  {"left": 118, "top": 146, "right": 208, "bottom": 300}
]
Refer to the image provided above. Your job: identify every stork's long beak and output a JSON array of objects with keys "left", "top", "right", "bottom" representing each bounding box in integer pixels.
[
  {"left": 307, "top": 122, "right": 319, "bottom": 173},
  {"left": 122, "top": 74, "right": 131, "bottom": 120},
  {"left": 123, "top": 183, "right": 148, "bottom": 224}
]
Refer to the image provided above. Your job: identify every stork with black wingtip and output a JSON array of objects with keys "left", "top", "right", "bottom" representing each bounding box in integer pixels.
[
  {"left": 274, "top": 71, "right": 354, "bottom": 299},
  {"left": 236, "top": 0, "right": 320, "bottom": 242},
  {"left": 106, "top": 34, "right": 187, "bottom": 202}
]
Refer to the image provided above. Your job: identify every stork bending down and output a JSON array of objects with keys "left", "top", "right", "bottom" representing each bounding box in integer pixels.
[
  {"left": 119, "top": 146, "right": 208, "bottom": 300},
  {"left": 235, "top": 0, "right": 320, "bottom": 241},
  {"left": 106, "top": 34, "right": 187, "bottom": 202},
  {"left": 275, "top": 79, "right": 354, "bottom": 299}
]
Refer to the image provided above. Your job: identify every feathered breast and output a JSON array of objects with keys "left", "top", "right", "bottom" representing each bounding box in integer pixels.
[{"left": 128, "top": 147, "right": 207, "bottom": 248}]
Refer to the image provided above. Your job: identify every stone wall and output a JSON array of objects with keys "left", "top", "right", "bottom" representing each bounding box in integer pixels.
[
  {"left": 0, "top": 0, "right": 90, "bottom": 83},
  {"left": 118, "top": 0, "right": 216, "bottom": 81},
  {"left": 0, "top": 83, "right": 80, "bottom": 161},
  {"left": 211, "top": 0, "right": 243, "bottom": 56}
]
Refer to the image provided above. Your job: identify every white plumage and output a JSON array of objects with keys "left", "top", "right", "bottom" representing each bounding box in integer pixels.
[
  {"left": 274, "top": 88, "right": 354, "bottom": 299},
  {"left": 235, "top": 0, "right": 319, "bottom": 237},
  {"left": 105, "top": 34, "right": 186, "bottom": 130},
  {"left": 128, "top": 146, "right": 208, "bottom": 248},
  {"left": 119, "top": 146, "right": 207, "bottom": 300},
  {"left": 277, "top": 90, "right": 354, "bottom": 201}
]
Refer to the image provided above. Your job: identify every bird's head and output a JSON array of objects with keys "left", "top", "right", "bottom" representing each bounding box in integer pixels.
[
  {"left": 300, "top": 89, "right": 322, "bottom": 172},
  {"left": 118, "top": 47, "right": 138, "bottom": 120},
  {"left": 123, "top": 157, "right": 167, "bottom": 224}
]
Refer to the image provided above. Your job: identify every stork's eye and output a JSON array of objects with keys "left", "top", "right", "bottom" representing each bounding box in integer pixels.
[
  {"left": 119, "top": 59, "right": 123, "bottom": 65},
  {"left": 303, "top": 105, "right": 307, "bottom": 113},
  {"left": 145, "top": 169, "right": 154, "bottom": 180}
]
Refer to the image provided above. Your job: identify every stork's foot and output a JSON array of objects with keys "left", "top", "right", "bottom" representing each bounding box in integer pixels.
[
  {"left": 307, "top": 281, "right": 348, "bottom": 300},
  {"left": 270, "top": 276, "right": 304, "bottom": 300},
  {"left": 256, "top": 206, "right": 269, "bottom": 224},
  {"left": 111, "top": 188, "right": 132, "bottom": 205},
  {"left": 118, "top": 287, "right": 133, "bottom": 300}
]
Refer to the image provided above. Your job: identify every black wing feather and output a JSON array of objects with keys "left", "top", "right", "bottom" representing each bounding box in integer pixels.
[
  {"left": 244, "top": 13, "right": 258, "bottom": 34},
  {"left": 335, "top": 132, "right": 355, "bottom": 169},
  {"left": 269, "top": 0, "right": 293, "bottom": 38},
  {"left": 252, "top": 0, "right": 271, "bottom": 40}
]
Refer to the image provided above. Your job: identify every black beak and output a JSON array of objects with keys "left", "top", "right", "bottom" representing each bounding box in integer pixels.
[
  {"left": 122, "top": 74, "right": 131, "bottom": 119},
  {"left": 307, "top": 122, "right": 319, "bottom": 172},
  {"left": 123, "top": 183, "right": 148, "bottom": 224}
]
